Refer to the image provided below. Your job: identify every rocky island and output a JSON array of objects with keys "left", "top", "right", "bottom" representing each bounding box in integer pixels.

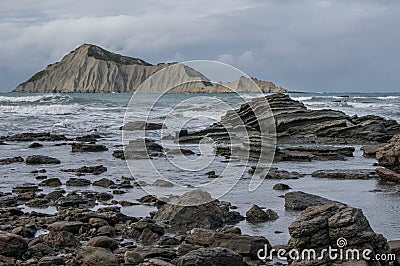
[{"left": 13, "top": 44, "right": 288, "bottom": 94}]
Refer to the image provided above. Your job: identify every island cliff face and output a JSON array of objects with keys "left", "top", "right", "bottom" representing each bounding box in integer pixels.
[{"left": 13, "top": 44, "right": 288, "bottom": 93}]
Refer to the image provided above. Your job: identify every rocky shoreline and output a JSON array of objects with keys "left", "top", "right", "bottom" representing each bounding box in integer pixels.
[{"left": 1, "top": 94, "right": 400, "bottom": 265}]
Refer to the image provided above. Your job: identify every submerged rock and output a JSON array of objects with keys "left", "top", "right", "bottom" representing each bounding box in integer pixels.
[
  {"left": 311, "top": 169, "right": 377, "bottom": 179},
  {"left": 66, "top": 178, "right": 91, "bottom": 186},
  {"left": 3, "top": 132, "right": 67, "bottom": 142},
  {"left": 62, "top": 165, "right": 107, "bottom": 175},
  {"left": 112, "top": 149, "right": 125, "bottom": 160},
  {"left": 26, "top": 155, "right": 60, "bottom": 164},
  {"left": 285, "top": 191, "right": 337, "bottom": 210},
  {"left": 273, "top": 183, "right": 291, "bottom": 190},
  {"left": 120, "top": 121, "right": 165, "bottom": 131},
  {"left": 0, "top": 156, "right": 24, "bottom": 165},
  {"left": 29, "top": 142, "right": 43, "bottom": 148},
  {"left": 39, "top": 178, "right": 62, "bottom": 187},
  {"left": 71, "top": 142, "right": 108, "bottom": 152}
]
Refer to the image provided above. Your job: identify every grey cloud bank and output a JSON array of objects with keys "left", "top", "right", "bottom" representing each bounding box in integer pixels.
[{"left": 0, "top": 0, "right": 399, "bottom": 92}]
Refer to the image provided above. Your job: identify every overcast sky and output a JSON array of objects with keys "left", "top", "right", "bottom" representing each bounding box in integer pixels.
[{"left": 0, "top": 0, "right": 399, "bottom": 92}]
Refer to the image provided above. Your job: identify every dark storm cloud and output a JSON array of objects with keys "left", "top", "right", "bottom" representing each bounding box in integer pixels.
[{"left": 0, "top": 0, "right": 399, "bottom": 92}]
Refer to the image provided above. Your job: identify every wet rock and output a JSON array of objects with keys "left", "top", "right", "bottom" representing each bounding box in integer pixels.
[
  {"left": 246, "top": 205, "right": 278, "bottom": 222},
  {"left": 153, "top": 190, "right": 225, "bottom": 233},
  {"left": 75, "top": 133, "right": 102, "bottom": 142},
  {"left": 124, "top": 138, "right": 164, "bottom": 159},
  {"left": 31, "top": 168, "right": 47, "bottom": 174},
  {"left": 138, "top": 195, "right": 159, "bottom": 206},
  {"left": 12, "top": 183, "right": 40, "bottom": 193},
  {"left": 277, "top": 145, "right": 355, "bottom": 161},
  {"left": 246, "top": 205, "right": 270, "bottom": 222},
  {"left": 96, "top": 225, "right": 116, "bottom": 237},
  {"left": 178, "top": 94, "right": 400, "bottom": 147},
  {"left": 120, "top": 200, "right": 138, "bottom": 207},
  {"left": 260, "top": 167, "right": 303, "bottom": 180},
  {"left": 71, "top": 142, "right": 108, "bottom": 152},
  {"left": 175, "top": 247, "right": 244, "bottom": 266},
  {"left": 0, "top": 141, "right": 7, "bottom": 145},
  {"left": 167, "top": 148, "right": 196, "bottom": 156},
  {"left": 28, "top": 243, "right": 55, "bottom": 259},
  {"left": 37, "top": 256, "right": 65, "bottom": 266},
  {"left": 41, "top": 230, "right": 80, "bottom": 248},
  {"left": 184, "top": 227, "right": 271, "bottom": 258},
  {"left": 120, "top": 121, "right": 165, "bottom": 131},
  {"left": 56, "top": 194, "right": 89, "bottom": 208},
  {"left": 157, "top": 236, "right": 181, "bottom": 246},
  {"left": 25, "top": 198, "right": 50, "bottom": 207},
  {"left": 112, "top": 149, "right": 125, "bottom": 159},
  {"left": 287, "top": 203, "right": 389, "bottom": 265},
  {"left": 388, "top": 240, "right": 400, "bottom": 266},
  {"left": 206, "top": 171, "right": 220, "bottom": 179},
  {"left": 88, "top": 218, "right": 109, "bottom": 228},
  {"left": 0, "top": 195, "right": 18, "bottom": 207},
  {"left": 361, "top": 143, "right": 387, "bottom": 158},
  {"left": 11, "top": 225, "right": 37, "bottom": 238},
  {"left": 39, "top": 178, "right": 62, "bottom": 187},
  {"left": 76, "top": 246, "right": 118, "bottom": 266},
  {"left": 48, "top": 221, "right": 83, "bottom": 234},
  {"left": 153, "top": 179, "right": 174, "bottom": 187},
  {"left": 17, "top": 191, "right": 36, "bottom": 201},
  {"left": 0, "top": 231, "right": 28, "bottom": 257},
  {"left": 124, "top": 250, "right": 144, "bottom": 264},
  {"left": 29, "top": 142, "right": 43, "bottom": 148},
  {"left": 285, "top": 191, "right": 337, "bottom": 210},
  {"left": 376, "top": 134, "right": 400, "bottom": 173},
  {"left": 44, "top": 190, "right": 65, "bottom": 201},
  {"left": 376, "top": 167, "right": 400, "bottom": 182},
  {"left": 4, "top": 132, "right": 67, "bottom": 142},
  {"left": 66, "top": 178, "right": 91, "bottom": 186},
  {"left": 26, "top": 155, "right": 60, "bottom": 164},
  {"left": 35, "top": 175, "right": 48, "bottom": 180},
  {"left": 93, "top": 178, "right": 115, "bottom": 188},
  {"left": 62, "top": 165, "right": 107, "bottom": 175},
  {"left": 311, "top": 169, "right": 377, "bottom": 179},
  {"left": 0, "top": 156, "right": 24, "bottom": 165},
  {"left": 273, "top": 183, "right": 291, "bottom": 190},
  {"left": 87, "top": 236, "right": 119, "bottom": 251},
  {"left": 132, "top": 246, "right": 176, "bottom": 260}
]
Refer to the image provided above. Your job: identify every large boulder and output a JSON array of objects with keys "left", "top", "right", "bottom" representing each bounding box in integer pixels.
[
  {"left": 376, "top": 134, "right": 400, "bottom": 173},
  {"left": 184, "top": 228, "right": 271, "bottom": 259},
  {"left": 284, "top": 191, "right": 337, "bottom": 210},
  {"left": 153, "top": 190, "right": 225, "bottom": 233},
  {"left": 0, "top": 231, "right": 28, "bottom": 257},
  {"left": 245, "top": 205, "right": 278, "bottom": 222},
  {"left": 287, "top": 203, "right": 388, "bottom": 265},
  {"left": 175, "top": 247, "right": 245, "bottom": 266},
  {"left": 75, "top": 246, "right": 118, "bottom": 266}
]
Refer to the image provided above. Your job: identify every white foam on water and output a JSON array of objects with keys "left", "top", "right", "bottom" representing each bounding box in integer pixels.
[
  {"left": 0, "top": 94, "right": 72, "bottom": 103},
  {"left": 0, "top": 104, "right": 81, "bottom": 115}
]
